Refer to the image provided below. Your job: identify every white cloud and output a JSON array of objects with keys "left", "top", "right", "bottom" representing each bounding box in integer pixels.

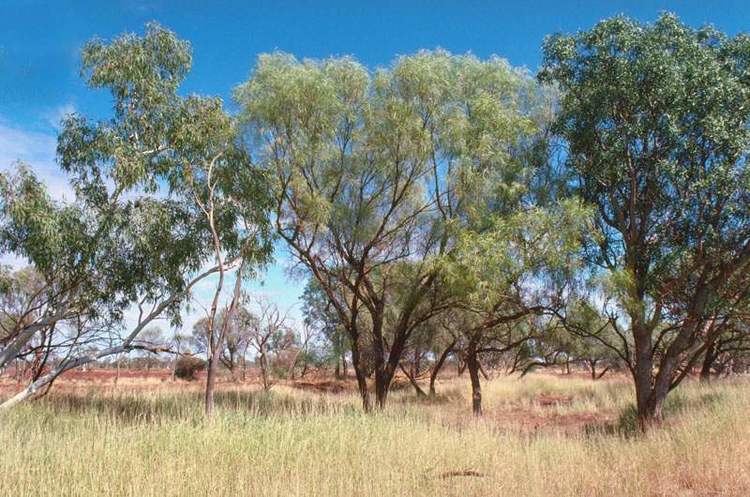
[
  {"left": 0, "top": 117, "right": 73, "bottom": 201},
  {"left": 43, "top": 103, "right": 77, "bottom": 131}
]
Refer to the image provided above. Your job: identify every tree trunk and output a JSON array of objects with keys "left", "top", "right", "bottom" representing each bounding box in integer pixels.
[
  {"left": 354, "top": 368, "right": 370, "bottom": 412},
  {"left": 588, "top": 359, "right": 597, "bottom": 380},
  {"left": 399, "top": 363, "right": 427, "bottom": 398},
  {"left": 259, "top": 348, "right": 270, "bottom": 391},
  {"left": 370, "top": 309, "right": 412, "bottom": 410},
  {"left": 374, "top": 369, "right": 389, "bottom": 409},
  {"left": 371, "top": 314, "right": 390, "bottom": 410},
  {"left": 374, "top": 349, "right": 404, "bottom": 409},
  {"left": 467, "top": 349, "right": 482, "bottom": 416},
  {"left": 632, "top": 320, "right": 659, "bottom": 429},
  {"left": 349, "top": 338, "right": 371, "bottom": 411},
  {"left": 204, "top": 355, "right": 218, "bottom": 416},
  {"left": 429, "top": 340, "right": 455, "bottom": 397},
  {"left": 633, "top": 363, "right": 674, "bottom": 430},
  {"left": 700, "top": 340, "right": 717, "bottom": 382}
]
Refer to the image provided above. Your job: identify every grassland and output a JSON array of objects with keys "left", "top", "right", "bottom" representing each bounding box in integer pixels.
[{"left": 1, "top": 372, "right": 748, "bottom": 497}]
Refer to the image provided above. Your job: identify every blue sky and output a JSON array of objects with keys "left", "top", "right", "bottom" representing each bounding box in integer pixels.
[{"left": 2, "top": 0, "right": 749, "bottom": 330}]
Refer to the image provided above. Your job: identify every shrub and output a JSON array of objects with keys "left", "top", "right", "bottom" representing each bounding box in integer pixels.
[{"left": 174, "top": 356, "right": 206, "bottom": 381}]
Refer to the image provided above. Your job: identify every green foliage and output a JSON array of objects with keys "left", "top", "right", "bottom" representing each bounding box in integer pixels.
[
  {"left": 540, "top": 13, "right": 750, "bottom": 306},
  {"left": 301, "top": 279, "right": 347, "bottom": 364},
  {"left": 0, "top": 23, "right": 273, "bottom": 384},
  {"left": 539, "top": 13, "right": 750, "bottom": 414},
  {"left": 236, "top": 50, "right": 545, "bottom": 246},
  {"left": 445, "top": 198, "right": 592, "bottom": 307}
]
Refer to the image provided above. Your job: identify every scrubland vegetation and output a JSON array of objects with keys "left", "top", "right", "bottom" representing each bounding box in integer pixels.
[
  {"left": 2, "top": 373, "right": 749, "bottom": 497},
  {"left": 3, "top": 10, "right": 750, "bottom": 496}
]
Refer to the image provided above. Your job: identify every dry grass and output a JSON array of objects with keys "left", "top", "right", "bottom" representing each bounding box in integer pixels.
[{"left": 1, "top": 372, "right": 749, "bottom": 497}]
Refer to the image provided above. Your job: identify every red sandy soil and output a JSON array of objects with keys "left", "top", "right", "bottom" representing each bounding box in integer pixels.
[
  {"left": 0, "top": 367, "right": 354, "bottom": 396},
  {"left": 0, "top": 369, "right": 626, "bottom": 433}
]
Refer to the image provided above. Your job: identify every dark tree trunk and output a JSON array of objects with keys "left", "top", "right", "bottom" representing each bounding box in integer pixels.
[
  {"left": 349, "top": 338, "right": 371, "bottom": 412},
  {"left": 700, "top": 340, "right": 717, "bottom": 382},
  {"left": 632, "top": 321, "right": 661, "bottom": 429},
  {"left": 634, "top": 363, "right": 676, "bottom": 430},
  {"left": 374, "top": 370, "right": 389, "bottom": 409},
  {"left": 355, "top": 368, "right": 370, "bottom": 412},
  {"left": 371, "top": 314, "right": 389, "bottom": 410},
  {"left": 429, "top": 340, "right": 455, "bottom": 397},
  {"left": 466, "top": 338, "right": 482, "bottom": 416},
  {"left": 399, "top": 363, "right": 427, "bottom": 398},
  {"left": 467, "top": 351, "right": 482, "bottom": 416},
  {"left": 373, "top": 320, "right": 409, "bottom": 409}
]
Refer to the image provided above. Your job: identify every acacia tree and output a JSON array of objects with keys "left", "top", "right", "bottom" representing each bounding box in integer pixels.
[
  {"left": 698, "top": 314, "right": 750, "bottom": 380},
  {"left": 237, "top": 51, "right": 546, "bottom": 410},
  {"left": 444, "top": 200, "right": 590, "bottom": 415},
  {"left": 543, "top": 301, "right": 624, "bottom": 379},
  {"left": 540, "top": 13, "right": 750, "bottom": 427},
  {"left": 0, "top": 24, "right": 272, "bottom": 410},
  {"left": 301, "top": 279, "right": 349, "bottom": 378}
]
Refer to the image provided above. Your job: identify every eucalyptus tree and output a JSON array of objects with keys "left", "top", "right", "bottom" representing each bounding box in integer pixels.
[
  {"left": 191, "top": 306, "right": 256, "bottom": 380},
  {"left": 0, "top": 266, "right": 55, "bottom": 379},
  {"left": 169, "top": 98, "right": 272, "bottom": 416},
  {"left": 237, "top": 51, "right": 552, "bottom": 410},
  {"left": 540, "top": 13, "right": 750, "bottom": 427},
  {"left": 243, "top": 297, "right": 293, "bottom": 391},
  {"left": 0, "top": 24, "right": 272, "bottom": 409}
]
